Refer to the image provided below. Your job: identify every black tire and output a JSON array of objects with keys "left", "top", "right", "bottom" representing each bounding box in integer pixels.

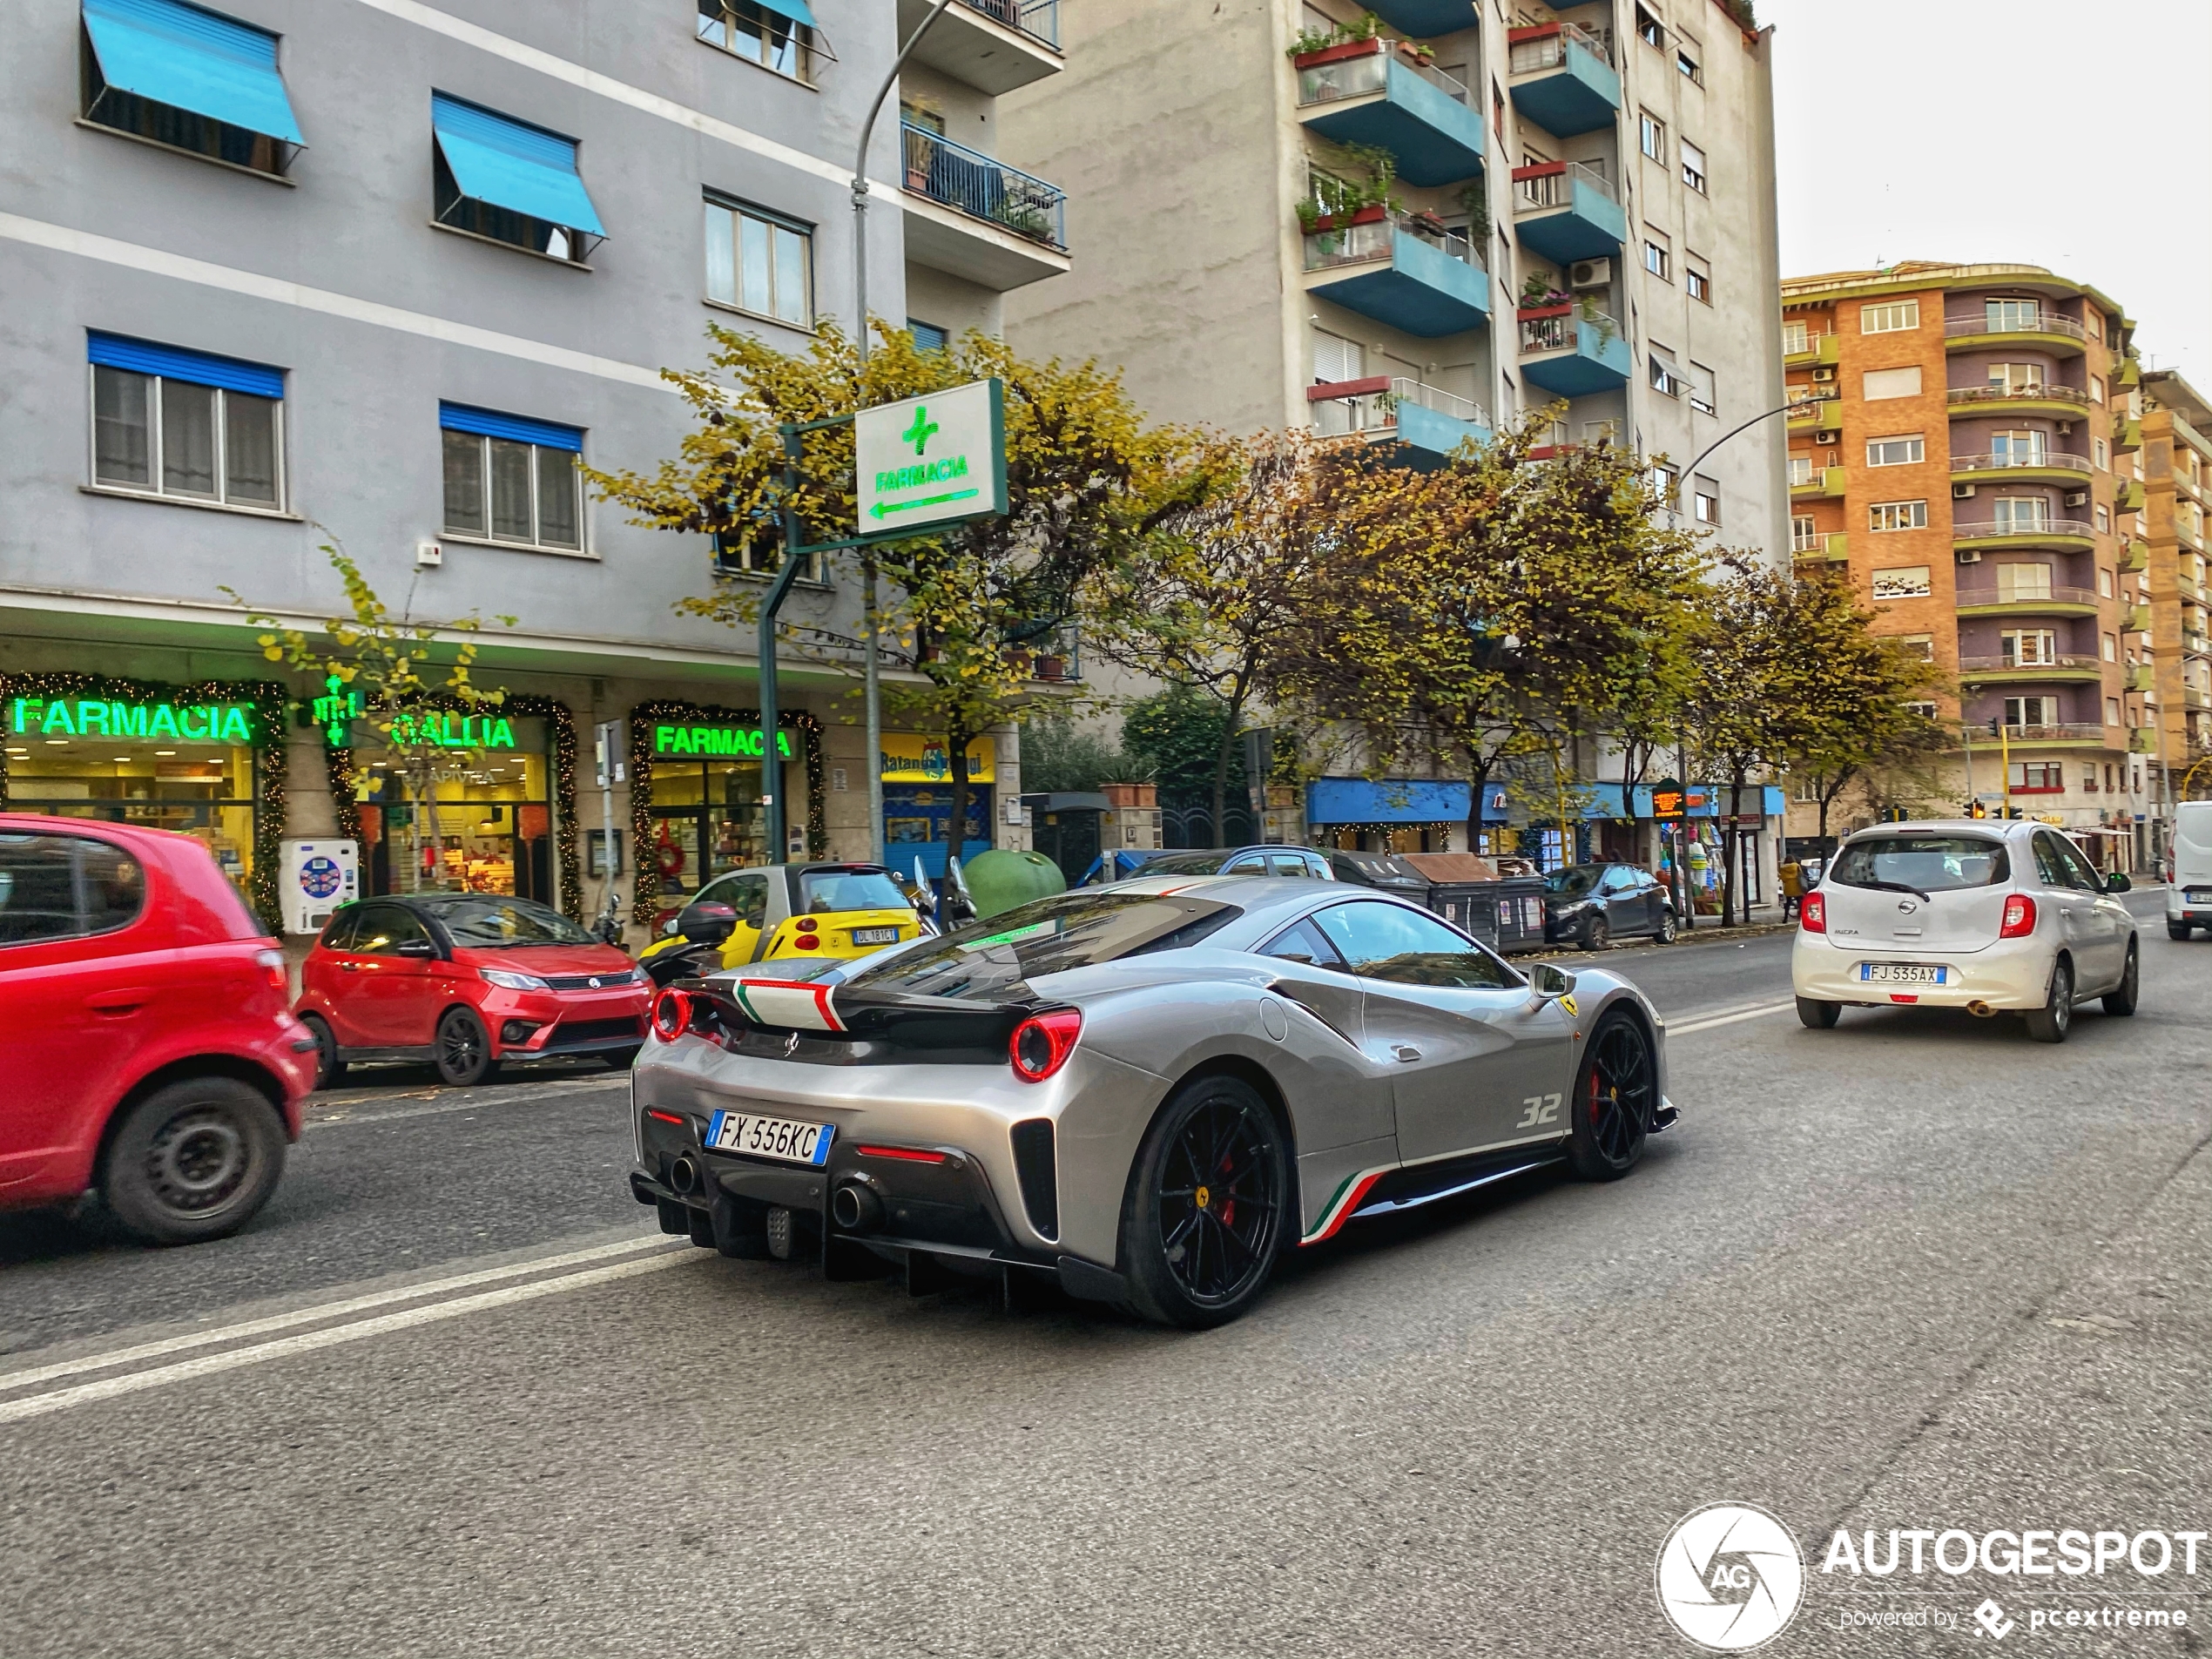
[
  {"left": 1565, "top": 1013, "right": 1654, "bottom": 1181},
  {"left": 2024, "top": 957, "right": 2073, "bottom": 1044},
  {"left": 1796, "top": 995, "right": 1841, "bottom": 1029},
  {"left": 602, "top": 1046, "right": 642, "bottom": 1070},
  {"left": 1652, "top": 907, "right": 1677, "bottom": 945},
  {"left": 1120, "top": 1075, "right": 1289, "bottom": 1330},
  {"left": 2101, "top": 942, "right": 2139, "bottom": 1016},
  {"left": 2168, "top": 922, "right": 2192, "bottom": 941},
  {"left": 1581, "top": 914, "right": 1610, "bottom": 952},
  {"left": 300, "top": 1013, "right": 344, "bottom": 1089},
  {"left": 103, "top": 1078, "right": 287, "bottom": 1245},
  {"left": 434, "top": 1006, "right": 500, "bottom": 1086}
]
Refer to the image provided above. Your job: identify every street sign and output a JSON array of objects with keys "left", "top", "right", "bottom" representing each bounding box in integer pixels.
[{"left": 853, "top": 379, "right": 1007, "bottom": 533}]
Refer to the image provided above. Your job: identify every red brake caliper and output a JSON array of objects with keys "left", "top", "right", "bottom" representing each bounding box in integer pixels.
[{"left": 1218, "top": 1151, "right": 1237, "bottom": 1227}]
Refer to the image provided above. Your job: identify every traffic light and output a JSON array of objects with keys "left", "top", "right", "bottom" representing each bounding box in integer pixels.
[
  {"left": 1964, "top": 800, "right": 1987, "bottom": 819},
  {"left": 1987, "top": 718, "right": 2001, "bottom": 737}
]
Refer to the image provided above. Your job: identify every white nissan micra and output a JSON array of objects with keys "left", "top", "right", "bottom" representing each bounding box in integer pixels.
[{"left": 1793, "top": 820, "right": 2139, "bottom": 1042}]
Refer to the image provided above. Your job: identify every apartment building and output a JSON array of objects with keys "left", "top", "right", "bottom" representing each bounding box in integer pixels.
[
  {"left": 0, "top": 0, "right": 1066, "bottom": 934},
  {"left": 2140, "top": 369, "right": 2212, "bottom": 772},
  {"left": 1777, "top": 261, "right": 2153, "bottom": 867}
]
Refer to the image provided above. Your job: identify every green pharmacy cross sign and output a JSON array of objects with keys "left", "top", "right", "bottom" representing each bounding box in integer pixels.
[{"left": 854, "top": 379, "right": 1007, "bottom": 533}]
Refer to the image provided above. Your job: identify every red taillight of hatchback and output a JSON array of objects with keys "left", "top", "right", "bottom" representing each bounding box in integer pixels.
[
  {"left": 1799, "top": 892, "right": 1825, "bottom": 934},
  {"left": 254, "top": 948, "right": 288, "bottom": 993},
  {"left": 2000, "top": 894, "right": 2037, "bottom": 938},
  {"left": 1009, "top": 1009, "right": 1082, "bottom": 1082}
]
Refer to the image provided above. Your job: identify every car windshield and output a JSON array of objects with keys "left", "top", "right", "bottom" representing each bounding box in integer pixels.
[
  {"left": 420, "top": 895, "right": 598, "bottom": 948},
  {"left": 1828, "top": 836, "right": 2010, "bottom": 893},
  {"left": 841, "top": 891, "right": 1240, "bottom": 1003},
  {"left": 799, "top": 869, "right": 908, "bottom": 913},
  {"left": 1545, "top": 865, "right": 1605, "bottom": 897}
]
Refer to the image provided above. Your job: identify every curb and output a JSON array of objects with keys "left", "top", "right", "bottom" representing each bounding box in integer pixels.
[{"left": 1527, "top": 920, "right": 1798, "bottom": 961}]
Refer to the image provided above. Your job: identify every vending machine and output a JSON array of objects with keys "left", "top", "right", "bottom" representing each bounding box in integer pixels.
[{"left": 281, "top": 839, "right": 359, "bottom": 934}]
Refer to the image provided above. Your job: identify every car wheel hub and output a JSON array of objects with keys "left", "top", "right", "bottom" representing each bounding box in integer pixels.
[{"left": 145, "top": 1109, "right": 248, "bottom": 1214}]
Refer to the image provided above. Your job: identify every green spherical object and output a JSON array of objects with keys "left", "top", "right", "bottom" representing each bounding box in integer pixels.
[{"left": 961, "top": 849, "right": 1066, "bottom": 920}]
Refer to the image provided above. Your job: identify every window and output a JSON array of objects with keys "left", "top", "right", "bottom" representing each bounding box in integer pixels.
[
  {"left": 1992, "top": 496, "right": 2049, "bottom": 533},
  {"left": 696, "top": 0, "right": 815, "bottom": 82},
  {"left": 2106, "top": 697, "right": 2122, "bottom": 726},
  {"left": 1636, "top": 5, "right": 1665, "bottom": 48},
  {"left": 1995, "top": 561, "right": 2052, "bottom": 600},
  {"left": 1789, "top": 456, "right": 1814, "bottom": 488},
  {"left": 1681, "top": 140, "right": 1706, "bottom": 193},
  {"left": 1686, "top": 361, "right": 1716, "bottom": 416},
  {"left": 1651, "top": 462, "right": 1680, "bottom": 503},
  {"left": 843, "top": 892, "right": 1241, "bottom": 1001},
  {"left": 431, "top": 94, "right": 604, "bottom": 263},
  {"left": 908, "top": 318, "right": 948, "bottom": 353},
  {"left": 1829, "top": 834, "right": 2008, "bottom": 894},
  {"left": 1310, "top": 901, "right": 1513, "bottom": 988},
  {"left": 1676, "top": 44, "right": 1702, "bottom": 83},
  {"left": 1985, "top": 298, "right": 2041, "bottom": 333},
  {"left": 2001, "top": 629, "right": 2056, "bottom": 666},
  {"left": 0, "top": 833, "right": 145, "bottom": 947},
  {"left": 2096, "top": 567, "right": 2114, "bottom": 597},
  {"left": 1871, "top": 565, "right": 1931, "bottom": 601},
  {"left": 1582, "top": 417, "right": 1622, "bottom": 448},
  {"left": 1860, "top": 300, "right": 1920, "bottom": 334},
  {"left": 1866, "top": 435, "right": 1925, "bottom": 467},
  {"left": 78, "top": 0, "right": 306, "bottom": 178},
  {"left": 439, "top": 402, "right": 583, "bottom": 552},
  {"left": 1685, "top": 253, "right": 1710, "bottom": 303},
  {"left": 1989, "top": 429, "right": 2046, "bottom": 467},
  {"left": 2092, "top": 436, "right": 2108, "bottom": 469},
  {"left": 1312, "top": 329, "right": 1365, "bottom": 384},
  {"left": 2090, "top": 374, "right": 2106, "bottom": 403},
  {"left": 1780, "top": 320, "right": 1809, "bottom": 354},
  {"left": 1692, "top": 475, "right": 1720, "bottom": 525},
  {"left": 1869, "top": 500, "right": 1928, "bottom": 532},
  {"left": 2084, "top": 765, "right": 2101, "bottom": 792},
  {"left": 1905, "top": 700, "right": 1938, "bottom": 719},
  {"left": 1639, "top": 111, "right": 1666, "bottom": 161},
  {"left": 1642, "top": 234, "right": 1670, "bottom": 280},
  {"left": 2008, "top": 762, "right": 2065, "bottom": 792},
  {"left": 1649, "top": 346, "right": 1683, "bottom": 397},
  {"left": 2101, "top": 632, "right": 2118, "bottom": 661},
  {"left": 351, "top": 906, "right": 435, "bottom": 956},
  {"left": 1897, "top": 633, "right": 1934, "bottom": 659},
  {"left": 87, "top": 333, "right": 284, "bottom": 509},
  {"left": 2095, "top": 505, "right": 2110, "bottom": 534},
  {"left": 705, "top": 195, "right": 812, "bottom": 327},
  {"left": 1862, "top": 366, "right": 1923, "bottom": 401},
  {"left": 1791, "top": 514, "right": 1818, "bottom": 551},
  {"left": 1986, "top": 363, "right": 2043, "bottom": 395},
  {"left": 2003, "top": 696, "right": 2059, "bottom": 729}
]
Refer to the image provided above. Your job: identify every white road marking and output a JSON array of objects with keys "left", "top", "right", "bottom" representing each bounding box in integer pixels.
[
  {"left": 308, "top": 1077, "right": 625, "bottom": 1129},
  {"left": 0, "top": 1236, "right": 673, "bottom": 1396},
  {"left": 1669, "top": 999, "right": 1797, "bottom": 1035}
]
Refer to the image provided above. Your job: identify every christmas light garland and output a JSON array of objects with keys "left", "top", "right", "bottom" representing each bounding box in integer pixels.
[
  {"left": 626, "top": 702, "right": 825, "bottom": 926},
  {"left": 0, "top": 671, "right": 289, "bottom": 931}
]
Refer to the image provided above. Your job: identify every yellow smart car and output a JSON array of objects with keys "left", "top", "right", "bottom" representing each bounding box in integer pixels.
[{"left": 640, "top": 862, "right": 925, "bottom": 971}]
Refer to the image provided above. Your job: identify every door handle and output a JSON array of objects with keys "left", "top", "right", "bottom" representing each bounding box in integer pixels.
[
  {"left": 339, "top": 961, "right": 360, "bottom": 972},
  {"left": 84, "top": 988, "right": 152, "bottom": 1015},
  {"left": 1392, "top": 1044, "right": 1422, "bottom": 1062}
]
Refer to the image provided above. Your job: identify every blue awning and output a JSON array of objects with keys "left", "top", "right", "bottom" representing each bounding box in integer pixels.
[
  {"left": 82, "top": 0, "right": 305, "bottom": 145},
  {"left": 439, "top": 401, "right": 583, "bottom": 453},
  {"left": 755, "top": 0, "right": 819, "bottom": 25},
  {"left": 1307, "top": 778, "right": 1470, "bottom": 825},
  {"left": 89, "top": 331, "right": 284, "bottom": 398},
  {"left": 432, "top": 93, "right": 604, "bottom": 236}
]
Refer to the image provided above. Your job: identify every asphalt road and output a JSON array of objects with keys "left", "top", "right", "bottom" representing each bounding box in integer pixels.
[{"left": 2, "top": 890, "right": 2204, "bottom": 1657}]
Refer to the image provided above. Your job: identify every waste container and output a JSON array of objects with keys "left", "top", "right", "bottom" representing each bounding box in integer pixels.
[
  {"left": 1402, "top": 854, "right": 1548, "bottom": 953},
  {"left": 960, "top": 848, "right": 1065, "bottom": 921}
]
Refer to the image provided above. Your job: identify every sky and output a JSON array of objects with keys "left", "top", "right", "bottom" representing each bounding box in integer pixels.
[{"left": 1760, "top": 0, "right": 2212, "bottom": 390}]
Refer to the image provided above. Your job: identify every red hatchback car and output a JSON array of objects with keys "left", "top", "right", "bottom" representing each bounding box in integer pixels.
[
  {"left": 296, "top": 893, "right": 650, "bottom": 1087},
  {"left": 0, "top": 815, "right": 315, "bottom": 1244}
]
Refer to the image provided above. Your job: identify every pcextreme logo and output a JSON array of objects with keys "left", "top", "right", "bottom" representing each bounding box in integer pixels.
[{"left": 1656, "top": 1502, "right": 1806, "bottom": 1651}]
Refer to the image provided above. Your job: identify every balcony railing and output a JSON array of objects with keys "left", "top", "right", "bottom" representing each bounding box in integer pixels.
[
  {"left": 1791, "top": 530, "right": 1846, "bottom": 556},
  {"left": 1951, "top": 451, "right": 2094, "bottom": 475},
  {"left": 1945, "top": 382, "right": 2091, "bottom": 409},
  {"left": 900, "top": 123, "right": 1068, "bottom": 249},
  {"left": 1303, "top": 210, "right": 1483, "bottom": 273},
  {"left": 1297, "top": 41, "right": 1472, "bottom": 106},
  {"left": 1953, "top": 518, "right": 2097, "bottom": 540},
  {"left": 1956, "top": 584, "right": 2102, "bottom": 609},
  {"left": 1986, "top": 722, "right": 2107, "bottom": 742},
  {"left": 1781, "top": 329, "right": 1831, "bottom": 357},
  {"left": 1508, "top": 19, "right": 1613, "bottom": 72},
  {"left": 957, "top": 0, "right": 1060, "bottom": 47},
  {"left": 1311, "top": 376, "right": 1490, "bottom": 439},
  {"left": 1957, "top": 653, "right": 2103, "bottom": 673},
  {"left": 1945, "top": 313, "right": 2089, "bottom": 342},
  {"left": 1520, "top": 305, "right": 1619, "bottom": 354},
  {"left": 1513, "top": 158, "right": 1619, "bottom": 212}
]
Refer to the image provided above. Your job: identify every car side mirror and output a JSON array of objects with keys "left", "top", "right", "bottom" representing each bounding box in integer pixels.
[
  {"left": 662, "top": 917, "right": 680, "bottom": 936},
  {"left": 394, "top": 938, "right": 438, "bottom": 960},
  {"left": 1528, "top": 962, "right": 1576, "bottom": 1001},
  {"left": 2105, "top": 872, "right": 2132, "bottom": 894},
  {"left": 676, "top": 901, "right": 738, "bottom": 948}
]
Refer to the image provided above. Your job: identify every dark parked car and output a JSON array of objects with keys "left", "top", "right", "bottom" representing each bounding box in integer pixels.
[
  {"left": 1323, "top": 848, "right": 1433, "bottom": 900},
  {"left": 1543, "top": 863, "right": 1677, "bottom": 949}
]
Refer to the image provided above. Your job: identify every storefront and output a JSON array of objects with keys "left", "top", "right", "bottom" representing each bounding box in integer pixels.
[
  {"left": 626, "top": 704, "right": 822, "bottom": 925},
  {"left": 1306, "top": 778, "right": 1493, "bottom": 853},
  {"left": 0, "top": 675, "right": 286, "bottom": 927},
  {"left": 882, "top": 732, "right": 995, "bottom": 877}
]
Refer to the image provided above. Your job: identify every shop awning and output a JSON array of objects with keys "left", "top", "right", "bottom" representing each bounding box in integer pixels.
[
  {"left": 438, "top": 401, "right": 583, "bottom": 452},
  {"left": 431, "top": 93, "right": 604, "bottom": 236},
  {"left": 753, "top": 0, "right": 819, "bottom": 26},
  {"left": 88, "top": 331, "right": 284, "bottom": 398},
  {"left": 83, "top": 0, "right": 306, "bottom": 145},
  {"left": 1307, "top": 778, "right": 1469, "bottom": 826}
]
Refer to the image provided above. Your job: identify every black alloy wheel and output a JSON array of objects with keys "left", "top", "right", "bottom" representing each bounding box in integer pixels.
[
  {"left": 300, "top": 1013, "right": 345, "bottom": 1089},
  {"left": 435, "top": 1007, "right": 501, "bottom": 1086},
  {"left": 104, "top": 1078, "right": 287, "bottom": 1245},
  {"left": 1565, "top": 1013, "right": 1654, "bottom": 1181},
  {"left": 2101, "top": 943, "right": 2138, "bottom": 1017},
  {"left": 1581, "top": 913, "right": 1610, "bottom": 951},
  {"left": 1122, "top": 1076, "right": 1288, "bottom": 1329},
  {"left": 2024, "top": 958, "right": 2073, "bottom": 1044}
]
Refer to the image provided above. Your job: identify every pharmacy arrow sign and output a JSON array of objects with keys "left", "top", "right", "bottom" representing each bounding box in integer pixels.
[{"left": 853, "top": 379, "right": 1007, "bottom": 536}]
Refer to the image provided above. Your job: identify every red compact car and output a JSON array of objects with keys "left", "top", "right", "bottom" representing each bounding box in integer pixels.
[
  {"left": 295, "top": 893, "right": 650, "bottom": 1087},
  {"left": 0, "top": 814, "right": 315, "bottom": 1244}
]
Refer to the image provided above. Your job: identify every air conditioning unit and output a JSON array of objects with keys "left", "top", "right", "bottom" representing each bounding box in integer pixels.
[
  {"left": 1811, "top": 367, "right": 1838, "bottom": 383},
  {"left": 1957, "top": 549, "right": 1983, "bottom": 563},
  {"left": 1568, "top": 257, "right": 1613, "bottom": 288},
  {"left": 2064, "top": 489, "right": 2089, "bottom": 508},
  {"left": 1953, "top": 483, "right": 1977, "bottom": 499}
]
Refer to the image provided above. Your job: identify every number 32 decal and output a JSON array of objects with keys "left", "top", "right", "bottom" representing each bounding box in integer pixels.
[{"left": 1515, "top": 1093, "right": 1562, "bottom": 1129}]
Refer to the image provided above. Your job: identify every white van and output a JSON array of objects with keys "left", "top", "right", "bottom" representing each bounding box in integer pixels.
[{"left": 2170, "top": 800, "right": 2212, "bottom": 940}]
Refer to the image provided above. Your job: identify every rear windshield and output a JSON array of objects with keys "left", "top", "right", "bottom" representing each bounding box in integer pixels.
[
  {"left": 1134, "top": 851, "right": 1229, "bottom": 875},
  {"left": 799, "top": 869, "right": 907, "bottom": 913},
  {"left": 1829, "top": 836, "right": 2010, "bottom": 893},
  {"left": 842, "top": 891, "right": 1240, "bottom": 1003},
  {"left": 1545, "top": 865, "right": 1603, "bottom": 896},
  {"left": 420, "top": 895, "right": 597, "bottom": 948}
]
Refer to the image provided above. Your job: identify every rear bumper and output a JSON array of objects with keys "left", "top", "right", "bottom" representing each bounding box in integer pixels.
[{"left": 1791, "top": 934, "right": 2050, "bottom": 1008}]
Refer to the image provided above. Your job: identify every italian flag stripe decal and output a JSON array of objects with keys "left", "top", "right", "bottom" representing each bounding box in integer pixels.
[
  {"left": 731, "top": 979, "right": 845, "bottom": 1032},
  {"left": 1301, "top": 1169, "right": 1389, "bottom": 1245}
]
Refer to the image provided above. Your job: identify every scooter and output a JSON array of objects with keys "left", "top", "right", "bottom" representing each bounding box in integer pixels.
[{"left": 642, "top": 900, "right": 738, "bottom": 988}]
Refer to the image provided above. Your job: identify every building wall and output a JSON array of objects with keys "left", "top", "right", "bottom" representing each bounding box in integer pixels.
[{"left": 2139, "top": 371, "right": 2212, "bottom": 771}]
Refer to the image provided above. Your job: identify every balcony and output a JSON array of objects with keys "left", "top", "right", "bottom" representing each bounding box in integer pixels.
[
  {"left": 1949, "top": 450, "right": 2094, "bottom": 489},
  {"left": 2124, "top": 602, "right": 2151, "bottom": 632},
  {"left": 1957, "top": 653, "right": 2104, "bottom": 685},
  {"left": 1296, "top": 40, "right": 1484, "bottom": 186},
  {"left": 1309, "top": 375, "right": 1492, "bottom": 466},
  {"left": 1943, "top": 382, "right": 2092, "bottom": 421},
  {"left": 1505, "top": 21, "right": 1621, "bottom": 138},
  {"left": 1361, "top": 0, "right": 1485, "bottom": 33},
  {"left": 1516, "top": 305, "right": 1631, "bottom": 397},
  {"left": 1952, "top": 517, "right": 2097, "bottom": 554},
  {"left": 897, "top": 0, "right": 1062, "bottom": 93},
  {"left": 2187, "top": 685, "right": 2212, "bottom": 711},
  {"left": 2127, "top": 662, "right": 2155, "bottom": 692},
  {"left": 2120, "top": 540, "right": 2148, "bottom": 573},
  {"left": 1303, "top": 207, "right": 1491, "bottom": 337},
  {"left": 1784, "top": 332, "right": 1840, "bottom": 370},
  {"left": 1791, "top": 530, "right": 1848, "bottom": 562},
  {"left": 2129, "top": 727, "right": 2155, "bottom": 753},
  {"left": 1789, "top": 465, "right": 1847, "bottom": 501},
  {"left": 2112, "top": 412, "right": 2142, "bottom": 451},
  {"left": 1943, "top": 311, "right": 2089, "bottom": 357},
  {"left": 2114, "top": 477, "right": 2145, "bottom": 512},
  {"left": 1954, "top": 583, "right": 2101, "bottom": 618},
  {"left": 899, "top": 123, "right": 1070, "bottom": 289},
  {"left": 2115, "top": 354, "right": 2142, "bottom": 389},
  {"left": 1785, "top": 390, "right": 1840, "bottom": 435},
  {"left": 1510, "top": 160, "right": 1626, "bottom": 265},
  {"left": 2187, "top": 631, "right": 2212, "bottom": 657},
  {"left": 1987, "top": 722, "right": 2111, "bottom": 750}
]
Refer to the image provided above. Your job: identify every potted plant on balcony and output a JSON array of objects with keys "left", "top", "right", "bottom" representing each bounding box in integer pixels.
[{"left": 1286, "top": 10, "right": 1382, "bottom": 59}]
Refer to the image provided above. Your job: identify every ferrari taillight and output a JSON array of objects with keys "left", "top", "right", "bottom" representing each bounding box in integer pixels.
[
  {"left": 1799, "top": 892, "right": 1825, "bottom": 934},
  {"left": 1009, "top": 1009, "right": 1082, "bottom": 1082},
  {"left": 651, "top": 988, "right": 693, "bottom": 1041},
  {"left": 1999, "top": 894, "right": 2037, "bottom": 938}
]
